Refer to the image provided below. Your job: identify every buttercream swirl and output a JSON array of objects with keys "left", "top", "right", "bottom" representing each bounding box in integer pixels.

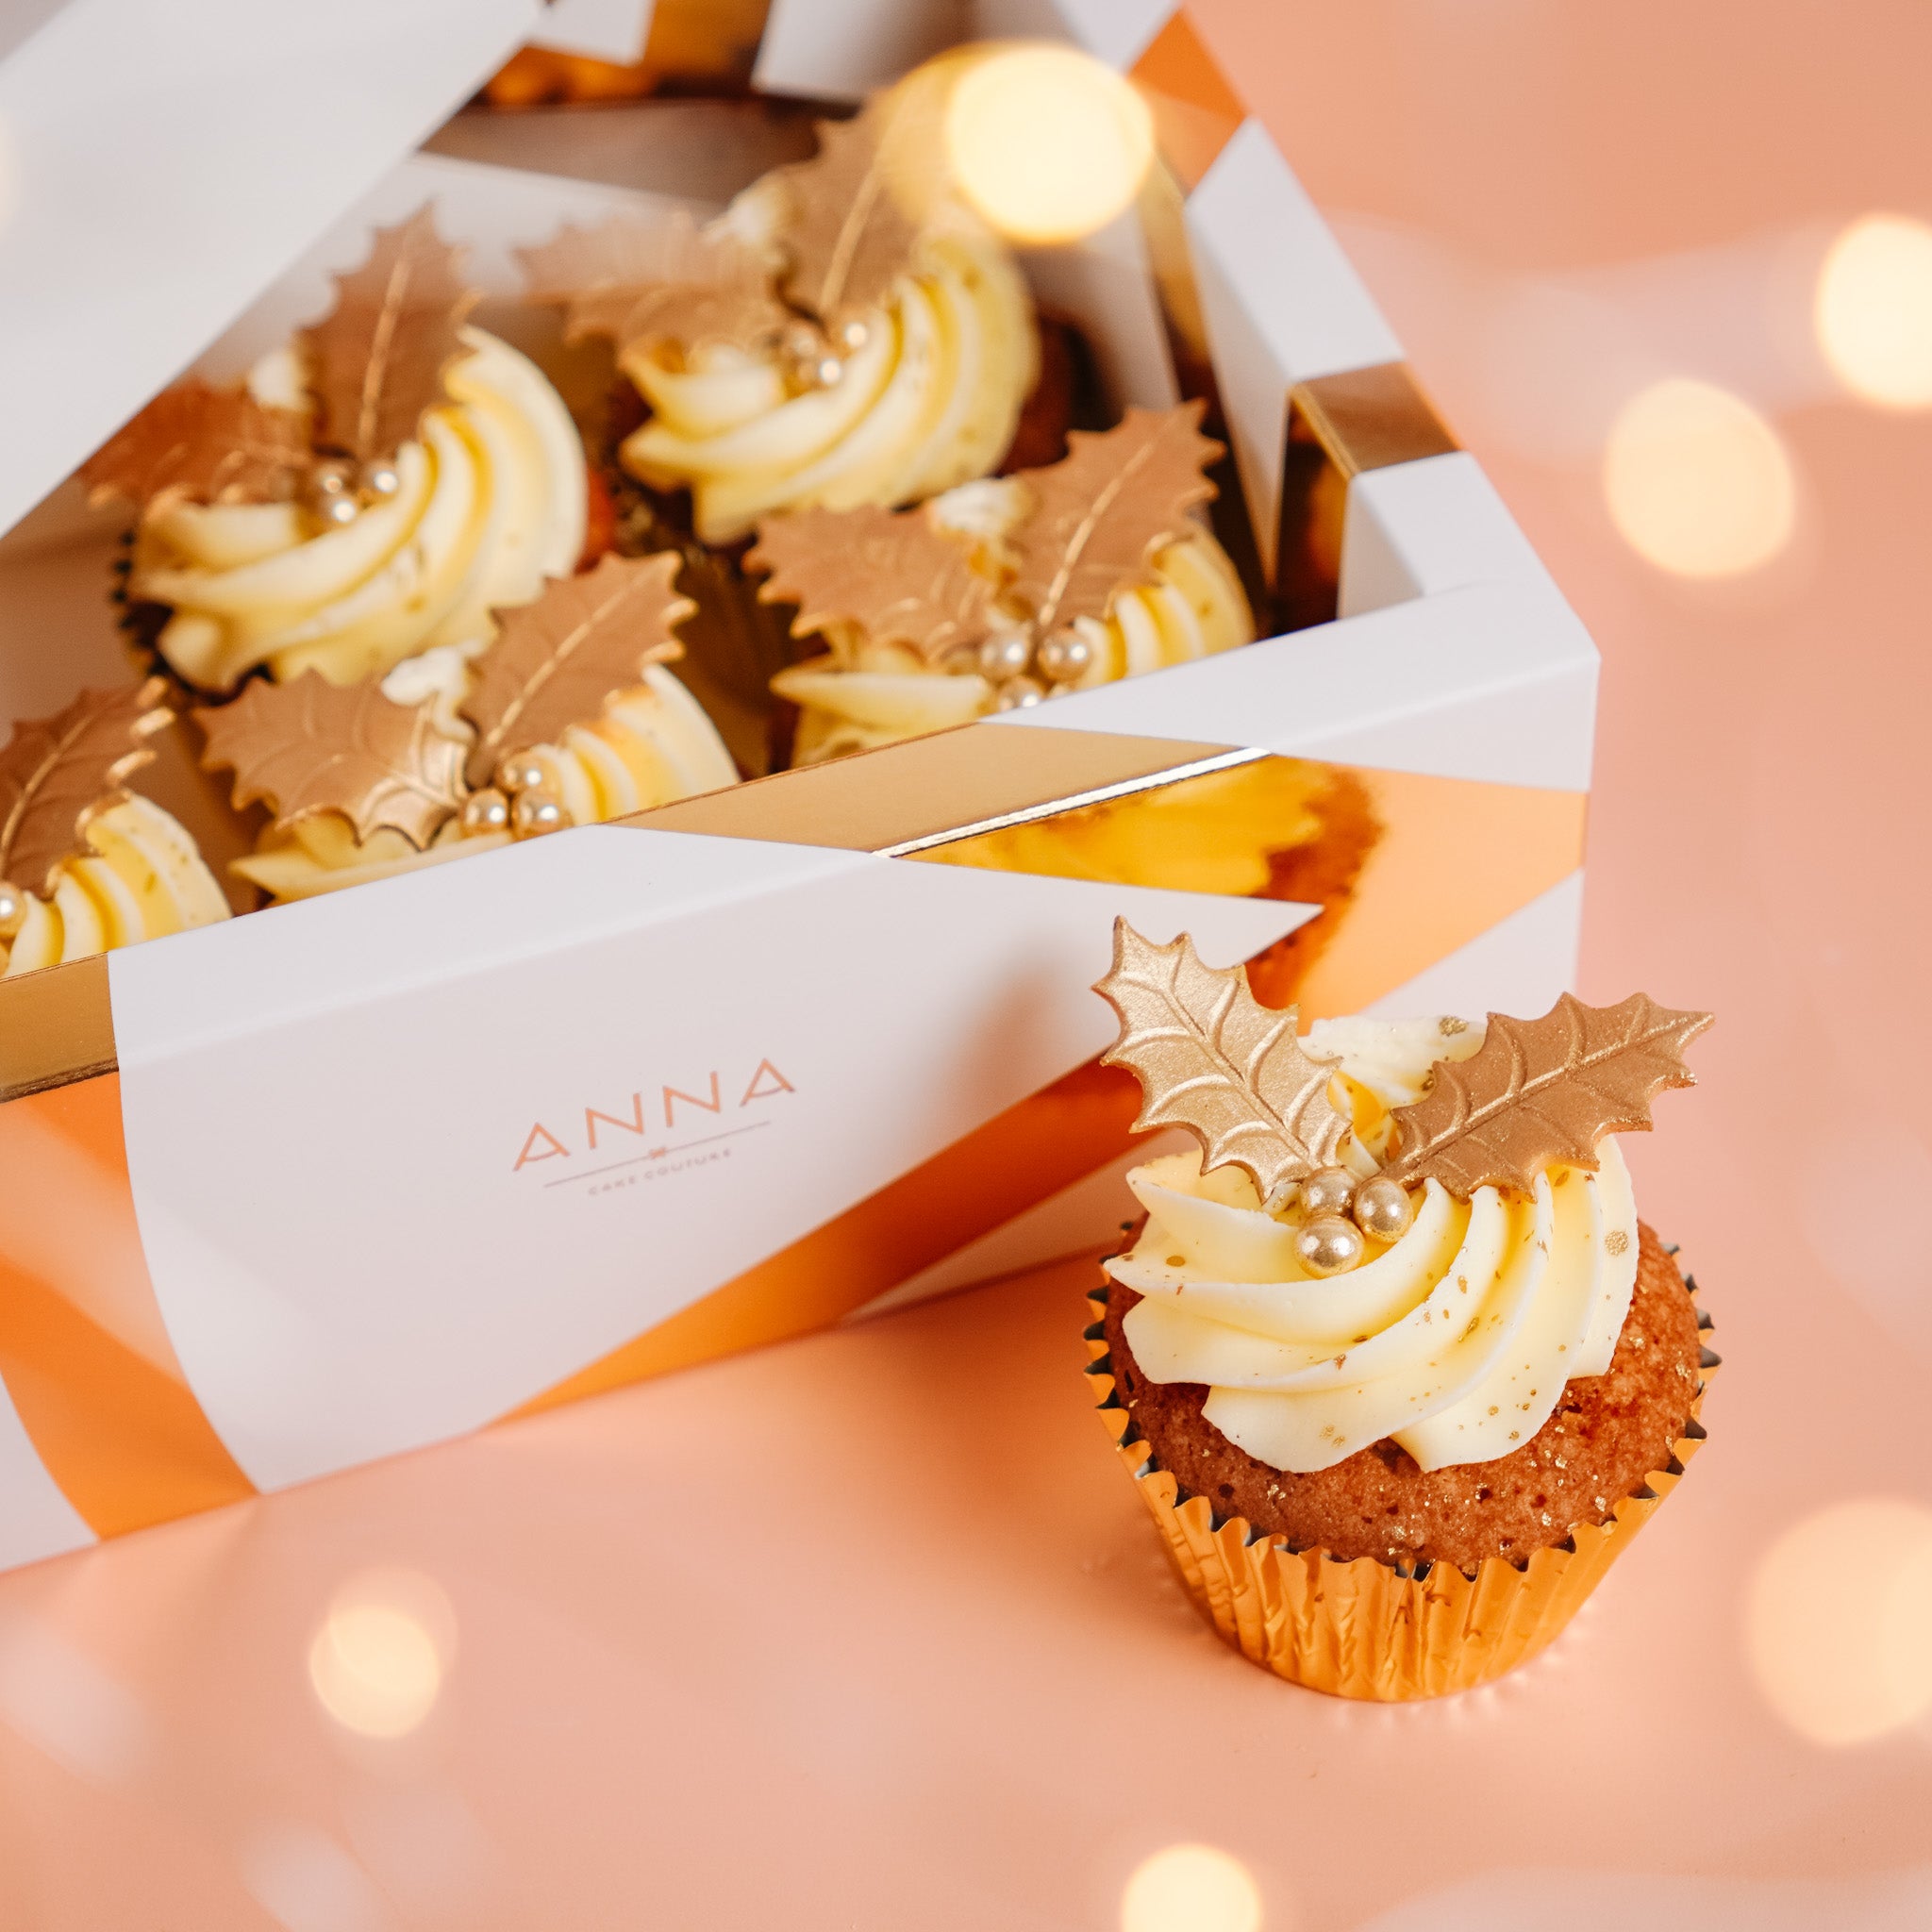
[
  {"left": 1, "top": 795, "right": 230, "bottom": 975},
  {"left": 1106, "top": 1016, "right": 1641, "bottom": 1474},
  {"left": 619, "top": 184, "right": 1037, "bottom": 545},
  {"left": 231, "top": 661, "right": 739, "bottom": 902},
  {"left": 131, "top": 327, "right": 589, "bottom": 693},
  {"left": 770, "top": 476, "right": 1254, "bottom": 763}
]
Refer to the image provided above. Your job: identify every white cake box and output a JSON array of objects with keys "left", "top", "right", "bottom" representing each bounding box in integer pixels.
[{"left": 0, "top": 0, "right": 1594, "bottom": 1569}]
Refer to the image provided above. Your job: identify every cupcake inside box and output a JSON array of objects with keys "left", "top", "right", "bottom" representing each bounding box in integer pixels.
[{"left": 0, "top": 75, "right": 1430, "bottom": 990}]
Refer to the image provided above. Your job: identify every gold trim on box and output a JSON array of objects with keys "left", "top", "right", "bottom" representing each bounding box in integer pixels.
[
  {"left": 630, "top": 723, "right": 1254, "bottom": 857},
  {"left": 0, "top": 724, "right": 1249, "bottom": 1105},
  {"left": 1290, "top": 363, "right": 1459, "bottom": 480},
  {"left": 1275, "top": 361, "right": 1460, "bottom": 631},
  {"left": 0, "top": 957, "right": 116, "bottom": 1104}
]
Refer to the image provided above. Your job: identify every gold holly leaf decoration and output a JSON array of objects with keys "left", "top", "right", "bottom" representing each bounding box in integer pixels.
[
  {"left": 774, "top": 113, "right": 923, "bottom": 325},
  {"left": 1095, "top": 918, "right": 1351, "bottom": 1204},
  {"left": 196, "top": 672, "right": 468, "bottom": 851},
  {"left": 746, "top": 504, "right": 994, "bottom": 664},
  {"left": 1383, "top": 992, "right": 1714, "bottom": 1197},
  {"left": 518, "top": 211, "right": 787, "bottom": 357},
  {"left": 80, "top": 382, "right": 310, "bottom": 512},
  {"left": 304, "top": 205, "right": 477, "bottom": 463},
  {"left": 0, "top": 680, "right": 174, "bottom": 897},
  {"left": 1010, "top": 405, "right": 1223, "bottom": 634},
  {"left": 461, "top": 553, "right": 694, "bottom": 787}
]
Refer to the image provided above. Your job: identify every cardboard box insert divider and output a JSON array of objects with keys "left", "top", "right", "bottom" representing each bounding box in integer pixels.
[{"left": 0, "top": 1, "right": 1596, "bottom": 1572}]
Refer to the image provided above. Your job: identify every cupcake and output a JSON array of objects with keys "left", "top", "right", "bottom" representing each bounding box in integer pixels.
[
  {"left": 91, "top": 208, "right": 592, "bottom": 699},
  {"left": 80, "top": 207, "right": 739, "bottom": 899},
  {"left": 749, "top": 405, "right": 1255, "bottom": 764},
  {"left": 524, "top": 99, "right": 1038, "bottom": 546},
  {"left": 0, "top": 681, "right": 229, "bottom": 975},
  {"left": 195, "top": 555, "right": 738, "bottom": 901},
  {"left": 1087, "top": 921, "right": 1714, "bottom": 1698},
  {"left": 517, "top": 92, "right": 1046, "bottom": 749}
]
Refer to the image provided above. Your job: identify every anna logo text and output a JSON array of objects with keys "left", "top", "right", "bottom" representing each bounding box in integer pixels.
[{"left": 511, "top": 1058, "right": 796, "bottom": 1174}]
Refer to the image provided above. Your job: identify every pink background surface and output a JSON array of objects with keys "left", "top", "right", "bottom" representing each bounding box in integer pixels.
[{"left": 6, "top": 5, "right": 1932, "bottom": 1924}]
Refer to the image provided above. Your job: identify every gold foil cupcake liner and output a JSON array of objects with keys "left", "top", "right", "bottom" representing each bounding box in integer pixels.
[{"left": 1083, "top": 1256, "right": 1716, "bottom": 1701}]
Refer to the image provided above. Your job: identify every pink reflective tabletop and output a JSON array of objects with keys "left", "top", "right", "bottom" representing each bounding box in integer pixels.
[{"left": 6, "top": 1, "right": 1932, "bottom": 1924}]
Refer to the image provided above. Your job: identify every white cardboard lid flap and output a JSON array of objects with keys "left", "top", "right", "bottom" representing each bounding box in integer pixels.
[{"left": 0, "top": 0, "right": 543, "bottom": 541}]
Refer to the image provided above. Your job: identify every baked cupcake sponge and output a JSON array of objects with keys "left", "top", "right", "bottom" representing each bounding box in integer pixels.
[{"left": 1100, "top": 1219, "right": 1703, "bottom": 1574}]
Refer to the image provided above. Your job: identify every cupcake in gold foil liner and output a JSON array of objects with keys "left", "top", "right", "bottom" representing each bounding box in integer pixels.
[
  {"left": 1079, "top": 929, "right": 1717, "bottom": 1699},
  {"left": 1083, "top": 1272, "right": 1716, "bottom": 1700}
]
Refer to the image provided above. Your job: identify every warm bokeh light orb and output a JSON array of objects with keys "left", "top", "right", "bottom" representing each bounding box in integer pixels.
[
  {"left": 1122, "top": 1843, "right": 1263, "bottom": 1932},
  {"left": 1745, "top": 1499, "right": 1932, "bottom": 1747},
  {"left": 1602, "top": 377, "right": 1794, "bottom": 577},
  {"left": 1815, "top": 213, "right": 1932, "bottom": 408},
  {"left": 943, "top": 45, "right": 1154, "bottom": 244},
  {"left": 308, "top": 1570, "right": 455, "bottom": 1740}
]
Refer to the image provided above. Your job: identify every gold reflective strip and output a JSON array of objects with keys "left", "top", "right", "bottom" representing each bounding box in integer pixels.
[
  {"left": 1291, "top": 363, "right": 1459, "bottom": 481},
  {"left": 624, "top": 722, "right": 1253, "bottom": 856},
  {"left": 0, "top": 957, "right": 115, "bottom": 1104}
]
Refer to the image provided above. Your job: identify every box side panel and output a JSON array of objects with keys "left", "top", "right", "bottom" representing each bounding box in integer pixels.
[
  {"left": 1186, "top": 122, "right": 1403, "bottom": 577},
  {"left": 988, "top": 577, "right": 1599, "bottom": 793},
  {"left": 754, "top": 0, "right": 968, "bottom": 98},
  {"left": 1341, "top": 451, "right": 1555, "bottom": 613},
  {"left": 108, "top": 831, "right": 1304, "bottom": 1491},
  {"left": 972, "top": 0, "right": 1174, "bottom": 67},
  {"left": 531, "top": 0, "right": 655, "bottom": 62}
]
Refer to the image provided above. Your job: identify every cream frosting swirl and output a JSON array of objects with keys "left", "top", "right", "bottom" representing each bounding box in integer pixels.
[
  {"left": 1106, "top": 1016, "right": 1641, "bottom": 1474},
  {"left": 619, "top": 204, "right": 1038, "bottom": 546},
  {"left": 770, "top": 476, "right": 1254, "bottom": 764},
  {"left": 230, "top": 663, "right": 738, "bottom": 902},
  {"left": 1, "top": 795, "right": 230, "bottom": 975},
  {"left": 131, "top": 327, "right": 589, "bottom": 693}
]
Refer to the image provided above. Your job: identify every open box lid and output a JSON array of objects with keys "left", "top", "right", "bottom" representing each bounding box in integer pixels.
[{"left": 0, "top": 0, "right": 548, "bottom": 541}]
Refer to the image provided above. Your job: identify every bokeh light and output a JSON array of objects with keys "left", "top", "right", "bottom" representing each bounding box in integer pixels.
[
  {"left": 308, "top": 1569, "right": 455, "bottom": 1740},
  {"left": 1745, "top": 1499, "right": 1932, "bottom": 1746},
  {"left": 943, "top": 45, "right": 1154, "bottom": 244},
  {"left": 1815, "top": 213, "right": 1932, "bottom": 408},
  {"left": 1602, "top": 377, "right": 1794, "bottom": 577},
  {"left": 1122, "top": 1843, "right": 1264, "bottom": 1932}
]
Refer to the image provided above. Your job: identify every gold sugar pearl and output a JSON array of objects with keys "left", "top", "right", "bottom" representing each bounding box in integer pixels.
[
  {"left": 0, "top": 880, "right": 26, "bottom": 940},
  {"left": 1299, "top": 1166, "right": 1357, "bottom": 1220},
  {"left": 511, "top": 789, "right": 569, "bottom": 840},
  {"left": 459, "top": 787, "right": 511, "bottom": 837},
  {"left": 994, "top": 675, "right": 1045, "bottom": 711},
  {"left": 1353, "top": 1174, "right": 1416, "bottom": 1242},
  {"left": 1295, "top": 1214, "right": 1364, "bottom": 1277},
  {"left": 357, "top": 458, "right": 402, "bottom": 500},
  {"left": 977, "top": 632, "right": 1033, "bottom": 680},
  {"left": 496, "top": 755, "right": 550, "bottom": 797},
  {"left": 1033, "top": 627, "right": 1093, "bottom": 685}
]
